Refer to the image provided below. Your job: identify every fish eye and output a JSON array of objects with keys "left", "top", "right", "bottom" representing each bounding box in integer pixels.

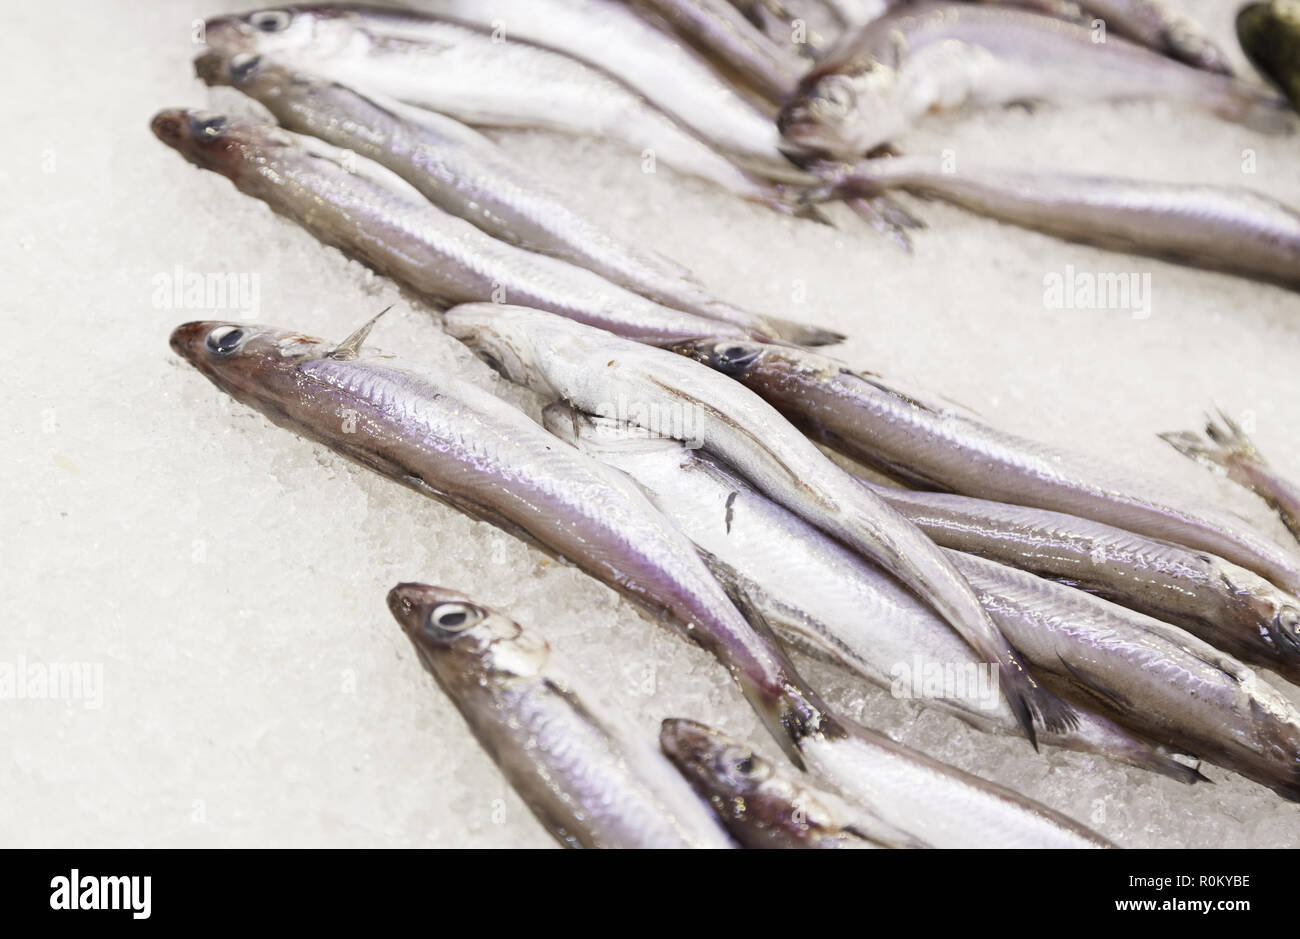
[
  {"left": 719, "top": 745, "right": 769, "bottom": 784},
  {"left": 205, "top": 325, "right": 245, "bottom": 355},
  {"left": 193, "top": 114, "right": 228, "bottom": 139},
  {"left": 427, "top": 602, "right": 483, "bottom": 633},
  {"left": 813, "top": 77, "right": 856, "bottom": 117},
  {"left": 1275, "top": 607, "right": 1300, "bottom": 653},
  {"left": 249, "top": 9, "right": 292, "bottom": 32},
  {"left": 229, "top": 53, "right": 262, "bottom": 83},
  {"left": 711, "top": 341, "right": 761, "bottom": 376}
]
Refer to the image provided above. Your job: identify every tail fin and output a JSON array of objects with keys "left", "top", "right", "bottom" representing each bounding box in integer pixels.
[
  {"left": 762, "top": 315, "right": 846, "bottom": 347},
  {"left": 1158, "top": 408, "right": 1262, "bottom": 476},
  {"left": 846, "top": 195, "right": 926, "bottom": 253},
  {"left": 1215, "top": 82, "right": 1294, "bottom": 135}
]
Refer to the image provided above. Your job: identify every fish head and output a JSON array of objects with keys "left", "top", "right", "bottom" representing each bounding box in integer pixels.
[
  {"left": 779, "top": 59, "right": 901, "bottom": 158},
  {"left": 193, "top": 48, "right": 297, "bottom": 95},
  {"left": 169, "top": 320, "right": 327, "bottom": 411},
  {"left": 151, "top": 108, "right": 298, "bottom": 189},
  {"left": 442, "top": 304, "right": 562, "bottom": 398},
  {"left": 660, "top": 718, "right": 779, "bottom": 803},
  {"left": 203, "top": 6, "right": 360, "bottom": 60},
  {"left": 668, "top": 337, "right": 768, "bottom": 379},
  {"left": 387, "top": 583, "right": 550, "bottom": 680}
]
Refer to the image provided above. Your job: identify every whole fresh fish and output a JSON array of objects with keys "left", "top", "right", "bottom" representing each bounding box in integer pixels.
[
  {"left": 1077, "top": 0, "right": 1233, "bottom": 73},
  {"left": 172, "top": 319, "right": 1109, "bottom": 848},
  {"left": 660, "top": 718, "right": 900, "bottom": 847},
  {"left": 1239, "top": 2, "right": 1300, "bottom": 113},
  {"left": 445, "top": 303, "right": 1075, "bottom": 745},
  {"left": 780, "top": 2, "right": 1291, "bottom": 156},
  {"left": 201, "top": 6, "right": 789, "bottom": 201},
  {"left": 952, "top": 553, "right": 1300, "bottom": 800},
  {"left": 151, "top": 109, "right": 757, "bottom": 346},
  {"left": 389, "top": 583, "right": 735, "bottom": 847},
  {"left": 837, "top": 155, "right": 1300, "bottom": 291},
  {"left": 195, "top": 54, "right": 839, "bottom": 346},
  {"left": 628, "top": 0, "right": 808, "bottom": 100},
  {"left": 402, "top": 0, "right": 793, "bottom": 168},
  {"left": 668, "top": 338, "right": 1300, "bottom": 595},
  {"left": 546, "top": 404, "right": 1202, "bottom": 781},
  {"left": 1162, "top": 409, "right": 1300, "bottom": 545},
  {"left": 869, "top": 483, "right": 1300, "bottom": 682}
]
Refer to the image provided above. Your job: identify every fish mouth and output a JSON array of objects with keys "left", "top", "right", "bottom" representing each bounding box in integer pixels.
[
  {"left": 658, "top": 718, "right": 718, "bottom": 768},
  {"left": 169, "top": 320, "right": 218, "bottom": 364},
  {"left": 151, "top": 109, "right": 187, "bottom": 148},
  {"left": 387, "top": 582, "right": 468, "bottom": 636}
]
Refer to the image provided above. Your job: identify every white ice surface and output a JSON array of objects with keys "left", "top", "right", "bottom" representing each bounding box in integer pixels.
[{"left": 3, "top": 0, "right": 1300, "bottom": 847}]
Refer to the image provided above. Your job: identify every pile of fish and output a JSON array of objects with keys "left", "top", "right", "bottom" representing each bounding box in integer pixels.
[{"left": 155, "top": 2, "right": 1300, "bottom": 848}]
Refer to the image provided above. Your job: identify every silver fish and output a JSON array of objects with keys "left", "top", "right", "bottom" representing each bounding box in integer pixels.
[
  {"left": 667, "top": 338, "right": 1300, "bottom": 595},
  {"left": 1163, "top": 409, "right": 1300, "bottom": 546},
  {"left": 780, "top": 2, "right": 1290, "bottom": 156},
  {"left": 869, "top": 483, "right": 1300, "bottom": 683},
  {"left": 202, "top": 6, "right": 785, "bottom": 201},
  {"left": 660, "top": 718, "right": 905, "bottom": 847},
  {"left": 838, "top": 155, "right": 1300, "bottom": 291},
  {"left": 151, "top": 109, "right": 753, "bottom": 346},
  {"left": 194, "top": 54, "right": 840, "bottom": 347},
  {"left": 402, "top": 0, "right": 792, "bottom": 168},
  {"left": 171, "top": 319, "right": 1108, "bottom": 848},
  {"left": 628, "top": 0, "right": 808, "bottom": 101},
  {"left": 545, "top": 404, "right": 1202, "bottom": 782},
  {"left": 444, "top": 303, "right": 1074, "bottom": 745},
  {"left": 389, "top": 584, "right": 735, "bottom": 847},
  {"left": 1077, "top": 0, "right": 1233, "bottom": 74},
  {"left": 951, "top": 553, "right": 1300, "bottom": 800}
]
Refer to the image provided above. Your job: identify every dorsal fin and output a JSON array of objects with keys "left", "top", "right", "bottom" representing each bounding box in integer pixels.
[{"left": 328, "top": 305, "right": 393, "bottom": 360}]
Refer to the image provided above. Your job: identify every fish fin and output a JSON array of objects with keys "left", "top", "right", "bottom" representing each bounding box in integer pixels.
[
  {"left": 998, "top": 659, "right": 1080, "bottom": 749},
  {"left": 845, "top": 195, "right": 923, "bottom": 252},
  {"left": 1215, "top": 82, "right": 1294, "bottom": 135},
  {"left": 327, "top": 305, "right": 393, "bottom": 360},
  {"left": 762, "top": 316, "right": 846, "bottom": 347},
  {"left": 1159, "top": 408, "right": 1263, "bottom": 475},
  {"left": 698, "top": 548, "right": 848, "bottom": 767},
  {"left": 1056, "top": 655, "right": 1133, "bottom": 713}
]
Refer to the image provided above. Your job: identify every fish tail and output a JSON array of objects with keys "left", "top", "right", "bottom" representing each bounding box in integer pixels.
[
  {"left": 999, "top": 655, "right": 1082, "bottom": 750},
  {"left": 762, "top": 315, "right": 846, "bottom": 347},
  {"left": 1158, "top": 408, "right": 1263, "bottom": 476},
  {"left": 846, "top": 195, "right": 926, "bottom": 253},
  {"left": 1214, "top": 82, "right": 1295, "bottom": 135}
]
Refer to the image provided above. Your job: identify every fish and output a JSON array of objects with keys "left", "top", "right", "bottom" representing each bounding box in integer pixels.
[
  {"left": 659, "top": 718, "right": 906, "bottom": 847},
  {"left": 1076, "top": 0, "right": 1234, "bottom": 74},
  {"left": 444, "top": 303, "right": 1074, "bottom": 746},
  {"left": 151, "top": 109, "right": 757, "bottom": 346},
  {"left": 545, "top": 403, "right": 1203, "bottom": 782},
  {"left": 868, "top": 483, "right": 1300, "bottom": 683},
  {"left": 731, "top": 0, "right": 844, "bottom": 61},
  {"left": 201, "top": 6, "right": 791, "bottom": 201},
  {"left": 780, "top": 2, "right": 1291, "bottom": 157},
  {"left": 401, "top": 0, "right": 794, "bottom": 169},
  {"left": 194, "top": 53, "right": 840, "bottom": 347},
  {"left": 168, "top": 316, "right": 842, "bottom": 764},
  {"left": 667, "top": 338, "right": 1300, "bottom": 596},
  {"left": 388, "top": 584, "right": 736, "bottom": 847},
  {"left": 836, "top": 155, "right": 1300, "bottom": 291},
  {"left": 628, "top": 0, "right": 808, "bottom": 101},
  {"left": 1238, "top": 2, "right": 1300, "bottom": 113},
  {"left": 951, "top": 553, "right": 1300, "bottom": 801},
  {"left": 171, "top": 318, "right": 1110, "bottom": 848},
  {"left": 1162, "top": 409, "right": 1300, "bottom": 546}
]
